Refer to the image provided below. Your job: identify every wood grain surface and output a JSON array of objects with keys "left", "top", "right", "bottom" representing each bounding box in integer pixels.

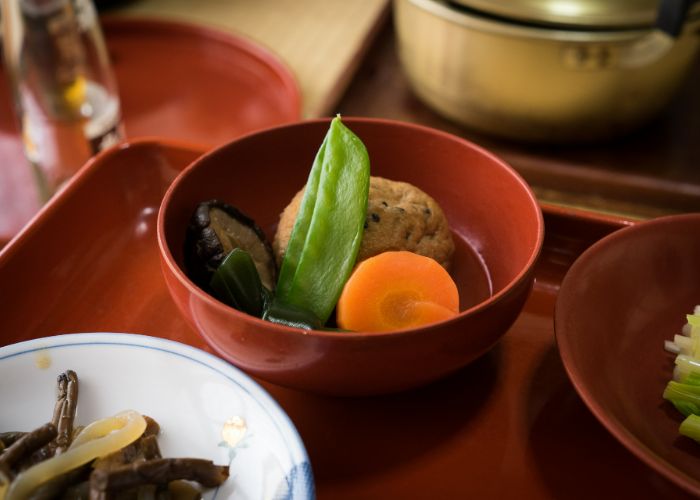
[{"left": 111, "top": 0, "right": 390, "bottom": 118}]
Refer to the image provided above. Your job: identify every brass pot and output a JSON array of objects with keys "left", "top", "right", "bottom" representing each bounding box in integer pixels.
[{"left": 394, "top": 0, "right": 700, "bottom": 142}]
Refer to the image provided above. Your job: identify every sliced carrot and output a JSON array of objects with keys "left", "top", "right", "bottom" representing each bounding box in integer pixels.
[{"left": 336, "top": 251, "right": 459, "bottom": 332}]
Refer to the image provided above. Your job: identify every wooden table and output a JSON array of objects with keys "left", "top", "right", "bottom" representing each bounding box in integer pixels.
[{"left": 336, "top": 18, "right": 700, "bottom": 220}]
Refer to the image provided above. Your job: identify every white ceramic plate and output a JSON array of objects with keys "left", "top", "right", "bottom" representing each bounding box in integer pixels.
[{"left": 0, "top": 333, "right": 314, "bottom": 499}]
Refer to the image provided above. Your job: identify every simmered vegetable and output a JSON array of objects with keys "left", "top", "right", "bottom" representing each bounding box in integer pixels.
[
  {"left": 185, "top": 200, "right": 277, "bottom": 291},
  {"left": 54, "top": 370, "right": 78, "bottom": 455},
  {"left": 276, "top": 116, "right": 370, "bottom": 324},
  {"left": 262, "top": 299, "right": 323, "bottom": 331},
  {"left": 5, "top": 411, "right": 147, "bottom": 500},
  {"left": 210, "top": 248, "right": 268, "bottom": 318},
  {"left": 0, "top": 372, "right": 229, "bottom": 499},
  {"left": 90, "top": 458, "right": 229, "bottom": 496},
  {"left": 336, "top": 251, "right": 459, "bottom": 332},
  {"left": 0, "top": 424, "right": 57, "bottom": 473}
]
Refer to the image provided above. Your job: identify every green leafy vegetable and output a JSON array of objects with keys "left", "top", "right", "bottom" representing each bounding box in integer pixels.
[
  {"left": 210, "top": 248, "right": 267, "bottom": 318},
  {"left": 210, "top": 250, "right": 325, "bottom": 330}
]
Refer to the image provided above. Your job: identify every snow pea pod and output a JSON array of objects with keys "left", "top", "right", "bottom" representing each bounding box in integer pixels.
[
  {"left": 275, "top": 117, "right": 370, "bottom": 324},
  {"left": 262, "top": 299, "right": 323, "bottom": 331}
]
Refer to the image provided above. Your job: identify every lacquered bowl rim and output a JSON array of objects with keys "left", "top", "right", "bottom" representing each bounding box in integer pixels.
[
  {"left": 554, "top": 212, "right": 700, "bottom": 496},
  {"left": 157, "top": 116, "right": 545, "bottom": 339},
  {"left": 101, "top": 15, "right": 302, "bottom": 125}
]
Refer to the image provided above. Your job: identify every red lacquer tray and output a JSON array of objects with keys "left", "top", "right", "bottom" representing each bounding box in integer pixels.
[{"left": 0, "top": 140, "right": 693, "bottom": 499}]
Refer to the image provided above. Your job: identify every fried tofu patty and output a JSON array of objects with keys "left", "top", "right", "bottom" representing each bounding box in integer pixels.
[{"left": 273, "top": 176, "right": 454, "bottom": 269}]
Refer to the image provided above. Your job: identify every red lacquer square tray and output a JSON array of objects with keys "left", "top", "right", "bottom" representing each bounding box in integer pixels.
[{"left": 0, "top": 139, "right": 692, "bottom": 499}]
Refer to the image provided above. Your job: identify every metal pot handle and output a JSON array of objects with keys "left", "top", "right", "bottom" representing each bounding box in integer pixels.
[
  {"left": 657, "top": 0, "right": 697, "bottom": 37},
  {"left": 619, "top": 0, "right": 699, "bottom": 68}
]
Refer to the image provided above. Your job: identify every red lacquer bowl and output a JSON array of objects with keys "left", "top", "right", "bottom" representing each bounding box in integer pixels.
[
  {"left": 157, "top": 117, "right": 544, "bottom": 395},
  {"left": 555, "top": 213, "right": 700, "bottom": 496}
]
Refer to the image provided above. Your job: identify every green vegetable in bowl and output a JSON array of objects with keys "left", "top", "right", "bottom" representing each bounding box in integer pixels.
[
  {"left": 663, "top": 380, "right": 700, "bottom": 417},
  {"left": 210, "top": 248, "right": 268, "bottom": 318},
  {"left": 188, "top": 116, "right": 370, "bottom": 331},
  {"left": 680, "top": 414, "right": 700, "bottom": 443},
  {"left": 663, "top": 308, "right": 700, "bottom": 441},
  {"left": 275, "top": 116, "right": 370, "bottom": 324},
  {"left": 262, "top": 299, "right": 323, "bottom": 331}
]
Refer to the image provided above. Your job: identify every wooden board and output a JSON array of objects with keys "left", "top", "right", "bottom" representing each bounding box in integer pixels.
[{"left": 110, "top": 0, "right": 390, "bottom": 118}]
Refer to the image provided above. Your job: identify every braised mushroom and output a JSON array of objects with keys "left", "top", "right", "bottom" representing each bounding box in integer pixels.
[{"left": 185, "top": 200, "right": 277, "bottom": 291}]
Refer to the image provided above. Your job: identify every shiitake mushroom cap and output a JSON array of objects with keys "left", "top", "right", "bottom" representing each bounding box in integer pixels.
[{"left": 184, "top": 200, "right": 277, "bottom": 291}]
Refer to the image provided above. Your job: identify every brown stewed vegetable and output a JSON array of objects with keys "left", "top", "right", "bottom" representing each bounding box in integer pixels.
[
  {"left": 185, "top": 200, "right": 277, "bottom": 291},
  {"left": 0, "top": 371, "right": 229, "bottom": 499}
]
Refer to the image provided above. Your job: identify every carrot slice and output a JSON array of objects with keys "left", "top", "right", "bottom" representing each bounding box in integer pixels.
[{"left": 336, "top": 251, "right": 459, "bottom": 332}]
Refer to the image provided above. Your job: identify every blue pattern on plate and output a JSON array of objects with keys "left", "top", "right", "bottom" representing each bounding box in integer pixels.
[{"left": 274, "top": 462, "right": 315, "bottom": 500}]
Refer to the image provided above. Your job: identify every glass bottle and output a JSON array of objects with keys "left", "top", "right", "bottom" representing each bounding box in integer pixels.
[{"left": 1, "top": 0, "right": 124, "bottom": 201}]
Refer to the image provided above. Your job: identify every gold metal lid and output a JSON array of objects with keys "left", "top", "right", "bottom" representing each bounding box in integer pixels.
[{"left": 449, "top": 0, "right": 675, "bottom": 29}]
